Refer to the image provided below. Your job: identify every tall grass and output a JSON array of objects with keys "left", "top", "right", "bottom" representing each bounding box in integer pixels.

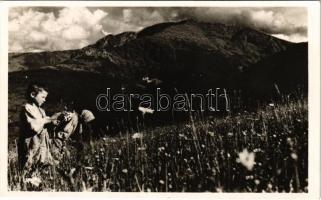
[{"left": 8, "top": 97, "right": 308, "bottom": 192}]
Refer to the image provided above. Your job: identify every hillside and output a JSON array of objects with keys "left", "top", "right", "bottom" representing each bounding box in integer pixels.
[{"left": 8, "top": 19, "right": 307, "bottom": 126}]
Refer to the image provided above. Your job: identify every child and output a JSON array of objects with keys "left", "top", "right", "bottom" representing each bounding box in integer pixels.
[
  {"left": 50, "top": 101, "right": 96, "bottom": 159},
  {"left": 50, "top": 101, "right": 79, "bottom": 160},
  {"left": 18, "top": 83, "right": 57, "bottom": 171}
]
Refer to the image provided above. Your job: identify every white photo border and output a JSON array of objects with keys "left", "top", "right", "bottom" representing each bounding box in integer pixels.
[{"left": 0, "top": 1, "right": 320, "bottom": 199}]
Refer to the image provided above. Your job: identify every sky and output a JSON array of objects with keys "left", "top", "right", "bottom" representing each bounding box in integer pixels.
[{"left": 9, "top": 7, "right": 307, "bottom": 53}]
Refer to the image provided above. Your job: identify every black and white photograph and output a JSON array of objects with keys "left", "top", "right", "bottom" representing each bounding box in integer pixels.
[{"left": 2, "top": 1, "right": 320, "bottom": 196}]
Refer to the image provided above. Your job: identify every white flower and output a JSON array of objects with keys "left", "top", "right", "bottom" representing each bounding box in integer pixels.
[
  {"left": 236, "top": 149, "right": 256, "bottom": 171},
  {"left": 138, "top": 147, "right": 146, "bottom": 151},
  {"left": 269, "top": 103, "right": 275, "bottom": 107},
  {"left": 291, "top": 153, "right": 298, "bottom": 160},
  {"left": 208, "top": 132, "right": 215, "bottom": 137},
  {"left": 69, "top": 168, "right": 76, "bottom": 176},
  {"left": 132, "top": 132, "right": 143, "bottom": 139},
  {"left": 122, "top": 169, "right": 128, "bottom": 174},
  {"left": 138, "top": 106, "right": 154, "bottom": 115},
  {"left": 25, "top": 176, "right": 42, "bottom": 187},
  {"left": 227, "top": 132, "right": 234, "bottom": 137},
  {"left": 159, "top": 180, "right": 165, "bottom": 185},
  {"left": 84, "top": 166, "right": 94, "bottom": 170},
  {"left": 158, "top": 146, "right": 165, "bottom": 151}
]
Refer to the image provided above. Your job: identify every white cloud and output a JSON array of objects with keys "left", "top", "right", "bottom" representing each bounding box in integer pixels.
[
  {"left": 272, "top": 33, "right": 307, "bottom": 43},
  {"left": 9, "top": 7, "right": 108, "bottom": 52},
  {"left": 9, "top": 7, "right": 307, "bottom": 52}
]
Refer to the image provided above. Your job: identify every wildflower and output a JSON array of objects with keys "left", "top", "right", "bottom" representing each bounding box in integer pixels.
[
  {"left": 132, "top": 132, "right": 143, "bottom": 139},
  {"left": 287, "top": 138, "right": 294, "bottom": 146},
  {"left": 69, "top": 168, "right": 76, "bottom": 176},
  {"left": 291, "top": 153, "right": 298, "bottom": 161},
  {"left": 158, "top": 146, "right": 165, "bottom": 151},
  {"left": 201, "top": 144, "right": 205, "bottom": 148},
  {"left": 122, "top": 169, "right": 128, "bottom": 174},
  {"left": 216, "top": 187, "right": 223, "bottom": 192},
  {"left": 267, "top": 183, "right": 273, "bottom": 189},
  {"left": 138, "top": 147, "right": 146, "bottom": 151},
  {"left": 269, "top": 103, "right": 275, "bottom": 107},
  {"left": 208, "top": 132, "right": 215, "bottom": 137},
  {"left": 138, "top": 106, "right": 154, "bottom": 115},
  {"left": 254, "top": 179, "right": 260, "bottom": 185},
  {"left": 84, "top": 166, "right": 94, "bottom": 170},
  {"left": 227, "top": 132, "right": 233, "bottom": 137},
  {"left": 236, "top": 149, "right": 256, "bottom": 171},
  {"left": 25, "top": 176, "right": 42, "bottom": 187},
  {"left": 253, "top": 148, "right": 261, "bottom": 153},
  {"left": 159, "top": 180, "right": 165, "bottom": 185}
]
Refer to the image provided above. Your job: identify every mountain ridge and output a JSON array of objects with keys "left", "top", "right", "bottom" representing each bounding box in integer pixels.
[{"left": 9, "top": 19, "right": 307, "bottom": 124}]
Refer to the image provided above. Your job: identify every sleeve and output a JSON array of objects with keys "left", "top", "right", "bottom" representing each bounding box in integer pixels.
[
  {"left": 56, "top": 113, "right": 79, "bottom": 140},
  {"left": 51, "top": 112, "right": 62, "bottom": 120},
  {"left": 24, "top": 105, "right": 48, "bottom": 134}
]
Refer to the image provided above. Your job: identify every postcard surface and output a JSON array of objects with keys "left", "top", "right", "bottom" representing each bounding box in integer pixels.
[{"left": 0, "top": 1, "right": 320, "bottom": 199}]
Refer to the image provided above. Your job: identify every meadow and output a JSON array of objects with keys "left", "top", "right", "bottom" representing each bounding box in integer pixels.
[{"left": 8, "top": 97, "right": 308, "bottom": 192}]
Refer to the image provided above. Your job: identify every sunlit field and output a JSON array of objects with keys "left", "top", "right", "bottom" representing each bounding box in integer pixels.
[{"left": 8, "top": 97, "right": 308, "bottom": 192}]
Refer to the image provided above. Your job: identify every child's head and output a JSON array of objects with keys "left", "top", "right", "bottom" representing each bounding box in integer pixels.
[{"left": 26, "top": 83, "right": 48, "bottom": 106}]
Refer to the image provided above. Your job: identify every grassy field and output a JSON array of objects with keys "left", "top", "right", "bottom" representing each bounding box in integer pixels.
[{"left": 8, "top": 97, "right": 308, "bottom": 192}]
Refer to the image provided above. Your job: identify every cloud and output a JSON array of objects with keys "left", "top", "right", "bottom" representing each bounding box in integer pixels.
[
  {"left": 167, "top": 7, "right": 307, "bottom": 40},
  {"left": 272, "top": 33, "right": 307, "bottom": 43},
  {"left": 9, "top": 7, "right": 307, "bottom": 52},
  {"left": 96, "top": 7, "right": 307, "bottom": 43},
  {"left": 9, "top": 7, "right": 107, "bottom": 52}
]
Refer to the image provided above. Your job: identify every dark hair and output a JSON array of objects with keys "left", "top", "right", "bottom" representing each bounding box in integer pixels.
[
  {"left": 26, "top": 82, "right": 48, "bottom": 101},
  {"left": 64, "top": 99, "right": 82, "bottom": 113}
]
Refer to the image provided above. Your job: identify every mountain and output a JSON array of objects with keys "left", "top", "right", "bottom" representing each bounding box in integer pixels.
[
  {"left": 245, "top": 42, "right": 308, "bottom": 98},
  {"left": 8, "top": 19, "right": 307, "bottom": 126},
  {"left": 10, "top": 19, "right": 291, "bottom": 75}
]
